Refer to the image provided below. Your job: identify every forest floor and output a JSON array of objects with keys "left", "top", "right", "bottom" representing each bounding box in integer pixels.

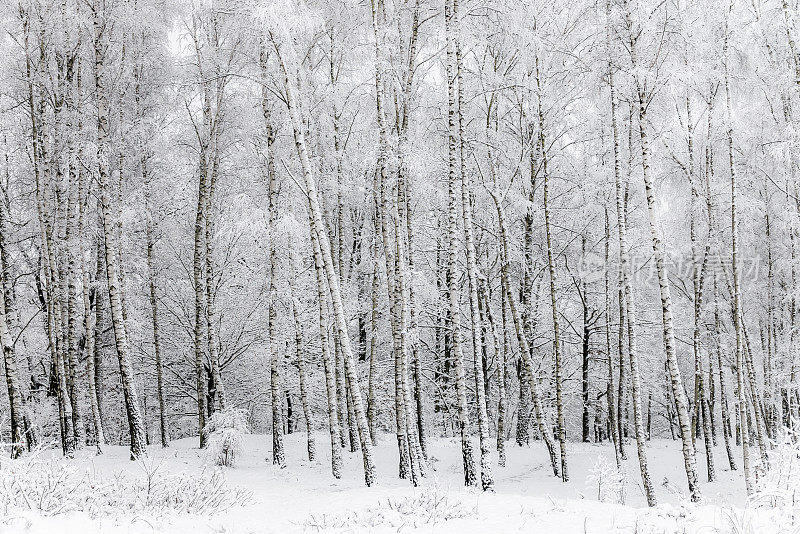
[{"left": 0, "top": 432, "right": 786, "bottom": 533}]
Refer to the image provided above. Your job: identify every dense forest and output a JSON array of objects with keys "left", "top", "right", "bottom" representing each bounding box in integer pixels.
[{"left": 1, "top": 0, "right": 799, "bottom": 516}]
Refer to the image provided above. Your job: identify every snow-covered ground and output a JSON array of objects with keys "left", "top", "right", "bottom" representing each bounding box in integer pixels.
[{"left": 0, "top": 433, "right": 787, "bottom": 533}]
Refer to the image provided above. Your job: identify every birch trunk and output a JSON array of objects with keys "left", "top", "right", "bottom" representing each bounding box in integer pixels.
[
  {"left": 625, "top": 0, "right": 700, "bottom": 501},
  {"left": 498, "top": 281, "right": 510, "bottom": 466},
  {"left": 65, "top": 68, "right": 85, "bottom": 450},
  {"left": 370, "top": 0, "right": 412, "bottom": 480},
  {"left": 490, "top": 190, "right": 560, "bottom": 477},
  {"left": 205, "top": 137, "right": 225, "bottom": 415},
  {"left": 367, "top": 174, "right": 380, "bottom": 443},
  {"left": 0, "top": 130, "right": 34, "bottom": 457},
  {"left": 80, "top": 165, "right": 104, "bottom": 454},
  {"left": 46, "top": 69, "right": 74, "bottom": 456},
  {"left": 94, "top": 0, "right": 146, "bottom": 459},
  {"left": 609, "top": 35, "right": 655, "bottom": 503},
  {"left": 741, "top": 325, "right": 768, "bottom": 466},
  {"left": 604, "top": 208, "right": 620, "bottom": 467},
  {"left": 271, "top": 33, "right": 375, "bottom": 486},
  {"left": 535, "top": 57, "right": 567, "bottom": 480},
  {"left": 398, "top": 0, "right": 425, "bottom": 459},
  {"left": 393, "top": 183, "right": 425, "bottom": 480},
  {"left": 289, "top": 245, "right": 316, "bottom": 461},
  {"left": 0, "top": 266, "right": 26, "bottom": 458},
  {"left": 329, "top": 56, "right": 349, "bottom": 450},
  {"left": 444, "top": 0, "right": 477, "bottom": 487},
  {"left": 144, "top": 163, "right": 168, "bottom": 449},
  {"left": 92, "top": 234, "right": 107, "bottom": 443},
  {"left": 479, "top": 278, "right": 503, "bottom": 463},
  {"left": 714, "top": 280, "right": 737, "bottom": 470},
  {"left": 686, "top": 93, "right": 715, "bottom": 482},
  {"left": 192, "top": 79, "right": 210, "bottom": 447},
  {"left": 267, "top": 114, "right": 284, "bottom": 468},
  {"left": 518, "top": 212, "right": 533, "bottom": 447},
  {"left": 724, "top": 13, "right": 751, "bottom": 492},
  {"left": 455, "top": 3, "right": 493, "bottom": 490},
  {"left": 311, "top": 227, "right": 342, "bottom": 478}
]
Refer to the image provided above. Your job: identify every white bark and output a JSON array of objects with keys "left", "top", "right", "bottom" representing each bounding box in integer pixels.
[
  {"left": 94, "top": 0, "right": 146, "bottom": 459},
  {"left": 490, "top": 189, "right": 560, "bottom": 478},
  {"left": 608, "top": 5, "right": 654, "bottom": 500},
  {"left": 624, "top": 0, "right": 700, "bottom": 501},
  {"left": 444, "top": 0, "right": 477, "bottom": 487},
  {"left": 455, "top": 0, "right": 493, "bottom": 490},
  {"left": 270, "top": 33, "right": 375, "bottom": 485}
]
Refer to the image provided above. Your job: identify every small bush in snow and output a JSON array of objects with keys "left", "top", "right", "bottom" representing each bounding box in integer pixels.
[
  {"left": 722, "top": 507, "right": 758, "bottom": 534},
  {"left": 722, "top": 428, "right": 800, "bottom": 533},
  {"left": 0, "top": 445, "right": 95, "bottom": 516},
  {"left": 0, "top": 444, "right": 250, "bottom": 517},
  {"left": 587, "top": 455, "right": 627, "bottom": 505},
  {"left": 305, "top": 486, "right": 475, "bottom": 531},
  {"left": 203, "top": 409, "right": 249, "bottom": 467},
  {"left": 748, "top": 429, "right": 800, "bottom": 527},
  {"left": 129, "top": 464, "right": 252, "bottom": 514},
  {"left": 381, "top": 486, "right": 475, "bottom": 523}
]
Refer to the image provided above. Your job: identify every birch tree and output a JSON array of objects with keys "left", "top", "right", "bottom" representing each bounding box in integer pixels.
[
  {"left": 623, "top": 0, "right": 700, "bottom": 502},
  {"left": 93, "top": 0, "right": 146, "bottom": 459},
  {"left": 265, "top": 15, "right": 376, "bottom": 485}
]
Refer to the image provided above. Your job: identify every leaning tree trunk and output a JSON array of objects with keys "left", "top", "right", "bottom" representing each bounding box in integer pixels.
[
  {"left": 311, "top": 229, "right": 342, "bottom": 478},
  {"left": 271, "top": 33, "right": 375, "bottom": 486},
  {"left": 636, "top": 74, "right": 700, "bottom": 504},
  {"left": 741, "top": 324, "right": 769, "bottom": 467},
  {"left": 625, "top": 0, "right": 700, "bottom": 501},
  {"left": 93, "top": 0, "right": 146, "bottom": 459},
  {"left": 490, "top": 189, "right": 560, "bottom": 478}
]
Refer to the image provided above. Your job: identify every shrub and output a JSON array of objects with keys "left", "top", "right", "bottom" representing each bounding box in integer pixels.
[
  {"left": 0, "top": 444, "right": 250, "bottom": 517},
  {"left": 749, "top": 430, "right": 800, "bottom": 524},
  {"left": 203, "top": 409, "right": 250, "bottom": 467},
  {"left": 587, "top": 455, "right": 627, "bottom": 505},
  {"left": 305, "top": 486, "right": 475, "bottom": 531}
]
